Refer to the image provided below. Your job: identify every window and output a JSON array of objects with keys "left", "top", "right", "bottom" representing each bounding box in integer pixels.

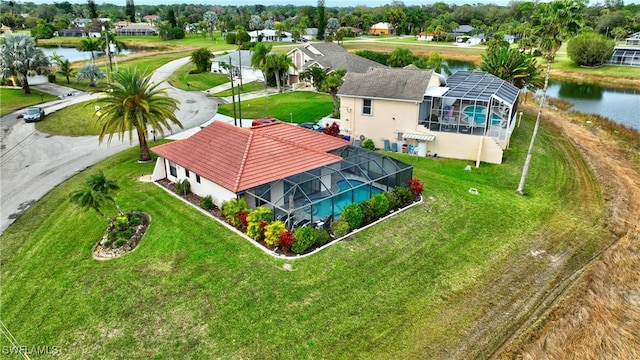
[
  {"left": 196, "top": 174, "right": 201, "bottom": 183},
  {"left": 169, "top": 161, "right": 177, "bottom": 177},
  {"left": 185, "top": 169, "right": 190, "bottom": 178},
  {"left": 362, "top": 98, "right": 372, "bottom": 115}
]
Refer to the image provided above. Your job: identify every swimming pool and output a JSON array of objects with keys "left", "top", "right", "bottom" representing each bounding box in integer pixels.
[
  {"left": 462, "top": 105, "right": 503, "bottom": 125},
  {"left": 304, "top": 180, "right": 384, "bottom": 218}
]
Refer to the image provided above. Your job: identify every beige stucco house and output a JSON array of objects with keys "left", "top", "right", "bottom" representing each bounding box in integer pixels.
[{"left": 338, "top": 68, "right": 520, "bottom": 165}]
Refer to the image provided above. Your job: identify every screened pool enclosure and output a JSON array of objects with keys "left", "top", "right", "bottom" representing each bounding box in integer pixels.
[{"left": 242, "top": 146, "right": 413, "bottom": 229}]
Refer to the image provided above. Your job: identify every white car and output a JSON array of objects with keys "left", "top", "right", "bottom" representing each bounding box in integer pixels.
[{"left": 23, "top": 107, "right": 45, "bottom": 123}]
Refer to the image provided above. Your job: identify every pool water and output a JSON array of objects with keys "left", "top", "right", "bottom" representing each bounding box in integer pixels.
[
  {"left": 305, "top": 180, "right": 384, "bottom": 218},
  {"left": 462, "top": 105, "right": 503, "bottom": 125}
]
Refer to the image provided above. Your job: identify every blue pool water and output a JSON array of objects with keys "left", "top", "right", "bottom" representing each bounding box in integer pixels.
[
  {"left": 304, "top": 180, "right": 384, "bottom": 218},
  {"left": 463, "top": 105, "right": 503, "bottom": 125}
]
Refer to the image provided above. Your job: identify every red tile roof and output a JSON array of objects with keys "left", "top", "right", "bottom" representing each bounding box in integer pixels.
[{"left": 151, "top": 121, "right": 348, "bottom": 193}]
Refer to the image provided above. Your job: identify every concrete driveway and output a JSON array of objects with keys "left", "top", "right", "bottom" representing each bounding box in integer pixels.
[{"left": 0, "top": 57, "right": 217, "bottom": 234}]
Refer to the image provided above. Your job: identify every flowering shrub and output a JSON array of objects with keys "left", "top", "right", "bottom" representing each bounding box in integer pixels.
[
  {"left": 222, "top": 198, "right": 250, "bottom": 229},
  {"left": 264, "top": 221, "right": 286, "bottom": 246},
  {"left": 279, "top": 230, "right": 296, "bottom": 253},
  {"left": 324, "top": 121, "right": 340, "bottom": 137},
  {"left": 408, "top": 178, "right": 424, "bottom": 198},
  {"left": 246, "top": 207, "right": 272, "bottom": 241}
]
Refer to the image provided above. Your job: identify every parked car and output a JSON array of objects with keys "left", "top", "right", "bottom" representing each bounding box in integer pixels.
[
  {"left": 23, "top": 107, "right": 45, "bottom": 123},
  {"left": 251, "top": 117, "right": 279, "bottom": 127},
  {"left": 298, "top": 122, "right": 325, "bottom": 132}
]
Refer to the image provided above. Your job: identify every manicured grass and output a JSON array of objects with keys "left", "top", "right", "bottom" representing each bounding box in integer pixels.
[
  {"left": 217, "top": 91, "right": 334, "bottom": 122},
  {"left": 0, "top": 112, "right": 610, "bottom": 359},
  {"left": 166, "top": 63, "right": 231, "bottom": 91},
  {"left": 0, "top": 88, "right": 58, "bottom": 116},
  {"left": 35, "top": 101, "right": 101, "bottom": 136},
  {"left": 212, "top": 80, "right": 266, "bottom": 97}
]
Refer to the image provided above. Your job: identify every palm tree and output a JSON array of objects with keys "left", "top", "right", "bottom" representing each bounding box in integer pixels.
[
  {"left": 425, "top": 52, "right": 451, "bottom": 76},
  {"left": 95, "top": 68, "right": 182, "bottom": 162},
  {"left": 321, "top": 69, "right": 346, "bottom": 116},
  {"left": 70, "top": 171, "right": 121, "bottom": 220},
  {"left": 480, "top": 47, "right": 542, "bottom": 90},
  {"left": 76, "top": 64, "right": 105, "bottom": 87},
  {"left": 264, "top": 53, "right": 295, "bottom": 93},
  {"left": 516, "top": 0, "right": 585, "bottom": 194},
  {"left": 299, "top": 66, "right": 327, "bottom": 91},
  {"left": 57, "top": 59, "right": 74, "bottom": 84},
  {"left": 0, "top": 33, "right": 50, "bottom": 94},
  {"left": 69, "top": 187, "right": 111, "bottom": 220},
  {"left": 78, "top": 37, "right": 100, "bottom": 64},
  {"left": 250, "top": 42, "right": 272, "bottom": 90}
]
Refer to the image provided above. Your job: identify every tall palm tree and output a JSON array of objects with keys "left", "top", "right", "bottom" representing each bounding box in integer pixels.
[
  {"left": 57, "top": 59, "right": 74, "bottom": 84},
  {"left": 95, "top": 68, "right": 183, "bottom": 162},
  {"left": 516, "top": 0, "right": 585, "bottom": 194},
  {"left": 77, "top": 37, "right": 100, "bottom": 64},
  {"left": 480, "top": 47, "right": 542, "bottom": 90},
  {"left": 264, "top": 53, "right": 295, "bottom": 93},
  {"left": 0, "top": 33, "right": 50, "bottom": 94},
  {"left": 250, "top": 42, "right": 272, "bottom": 90},
  {"left": 425, "top": 52, "right": 451, "bottom": 75}
]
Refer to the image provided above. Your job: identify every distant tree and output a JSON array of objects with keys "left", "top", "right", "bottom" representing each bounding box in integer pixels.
[
  {"left": 0, "top": 34, "right": 50, "bottom": 94},
  {"left": 166, "top": 7, "right": 177, "bottom": 27},
  {"left": 250, "top": 42, "right": 272, "bottom": 87},
  {"left": 388, "top": 47, "right": 415, "bottom": 67},
  {"left": 203, "top": 11, "right": 218, "bottom": 40},
  {"left": 56, "top": 58, "right": 74, "bottom": 84},
  {"left": 275, "top": 23, "right": 287, "bottom": 41},
  {"left": 97, "top": 31, "right": 127, "bottom": 72},
  {"left": 321, "top": 69, "right": 347, "bottom": 116},
  {"left": 76, "top": 64, "right": 105, "bottom": 87},
  {"left": 481, "top": 47, "right": 542, "bottom": 89},
  {"left": 317, "top": 0, "right": 326, "bottom": 40},
  {"left": 77, "top": 37, "right": 100, "bottom": 63},
  {"left": 326, "top": 17, "right": 340, "bottom": 36},
  {"left": 567, "top": 32, "right": 615, "bottom": 67},
  {"left": 249, "top": 15, "right": 263, "bottom": 31},
  {"left": 263, "top": 19, "right": 275, "bottom": 30},
  {"left": 299, "top": 66, "right": 326, "bottom": 92},
  {"left": 95, "top": 68, "right": 182, "bottom": 162},
  {"left": 264, "top": 53, "right": 295, "bottom": 93},
  {"left": 30, "top": 21, "right": 54, "bottom": 40},
  {"left": 87, "top": 0, "right": 97, "bottom": 19},
  {"left": 486, "top": 34, "right": 510, "bottom": 53},
  {"left": 191, "top": 48, "right": 212, "bottom": 73},
  {"left": 425, "top": 53, "right": 451, "bottom": 75},
  {"left": 125, "top": 0, "right": 135, "bottom": 22}
]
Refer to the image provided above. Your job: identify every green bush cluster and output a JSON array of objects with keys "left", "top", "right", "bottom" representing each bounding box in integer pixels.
[
  {"left": 341, "top": 203, "right": 364, "bottom": 230},
  {"left": 200, "top": 195, "right": 214, "bottom": 210},
  {"left": 361, "top": 139, "right": 375, "bottom": 150},
  {"left": 174, "top": 179, "right": 191, "bottom": 196},
  {"left": 330, "top": 220, "right": 350, "bottom": 238},
  {"left": 291, "top": 227, "right": 330, "bottom": 254},
  {"left": 392, "top": 186, "right": 414, "bottom": 208},
  {"left": 567, "top": 32, "right": 615, "bottom": 67}
]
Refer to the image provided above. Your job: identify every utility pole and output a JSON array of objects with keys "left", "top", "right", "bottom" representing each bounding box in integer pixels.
[
  {"left": 227, "top": 60, "right": 237, "bottom": 127},
  {"left": 237, "top": 44, "right": 243, "bottom": 127}
]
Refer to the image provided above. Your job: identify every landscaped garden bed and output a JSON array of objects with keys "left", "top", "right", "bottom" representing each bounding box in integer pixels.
[
  {"left": 156, "top": 177, "right": 424, "bottom": 257},
  {"left": 93, "top": 210, "right": 150, "bottom": 259}
]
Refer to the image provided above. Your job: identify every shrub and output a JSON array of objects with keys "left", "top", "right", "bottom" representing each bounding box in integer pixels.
[
  {"left": 408, "top": 178, "right": 424, "bottom": 198},
  {"left": 341, "top": 203, "right": 364, "bottom": 230},
  {"left": 314, "top": 228, "right": 330, "bottom": 247},
  {"left": 361, "top": 138, "right": 375, "bottom": 150},
  {"left": 174, "top": 178, "right": 191, "bottom": 196},
  {"left": 360, "top": 199, "right": 377, "bottom": 225},
  {"left": 324, "top": 121, "right": 340, "bottom": 137},
  {"left": 47, "top": 74, "right": 56, "bottom": 83},
  {"left": 291, "top": 226, "right": 316, "bottom": 254},
  {"left": 279, "top": 230, "right": 296, "bottom": 253},
  {"left": 567, "top": 32, "right": 615, "bottom": 67},
  {"left": 246, "top": 207, "right": 271, "bottom": 241},
  {"left": 225, "top": 33, "right": 236, "bottom": 44},
  {"left": 191, "top": 48, "right": 212, "bottom": 73},
  {"left": 222, "top": 198, "right": 250, "bottom": 229},
  {"left": 369, "top": 193, "right": 390, "bottom": 218},
  {"left": 113, "top": 238, "right": 128, "bottom": 248},
  {"left": 384, "top": 191, "right": 399, "bottom": 210},
  {"left": 200, "top": 195, "right": 214, "bottom": 210},
  {"left": 128, "top": 211, "right": 143, "bottom": 226},
  {"left": 330, "top": 220, "right": 350, "bottom": 238},
  {"left": 264, "top": 221, "right": 286, "bottom": 246},
  {"left": 115, "top": 214, "right": 129, "bottom": 231},
  {"left": 393, "top": 186, "right": 414, "bottom": 207}
]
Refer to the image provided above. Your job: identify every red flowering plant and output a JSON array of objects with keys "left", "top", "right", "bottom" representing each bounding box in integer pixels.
[
  {"left": 324, "top": 121, "right": 340, "bottom": 137},
  {"left": 408, "top": 178, "right": 424, "bottom": 199},
  {"left": 278, "top": 230, "right": 296, "bottom": 253},
  {"left": 237, "top": 210, "right": 248, "bottom": 231}
]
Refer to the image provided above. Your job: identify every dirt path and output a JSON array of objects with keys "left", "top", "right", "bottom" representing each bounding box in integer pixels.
[{"left": 495, "top": 104, "right": 640, "bottom": 359}]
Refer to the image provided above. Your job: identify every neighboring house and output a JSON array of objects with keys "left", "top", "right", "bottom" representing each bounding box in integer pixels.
[
  {"left": 303, "top": 28, "right": 318, "bottom": 41},
  {"left": 56, "top": 27, "right": 88, "bottom": 37},
  {"left": 143, "top": 15, "right": 161, "bottom": 23},
  {"left": 287, "top": 42, "right": 386, "bottom": 86},
  {"left": 452, "top": 25, "right": 474, "bottom": 36},
  {"left": 369, "top": 22, "right": 394, "bottom": 35},
  {"left": 211, "top": 50, "right": 263, "bottom": 81},
  {"left": 114, "top": 21, "right": 132, "bottom": 29},
  {"left": 457, "top": 33, "right": 485, "bottom": 46},
  {"left": 416, "top": 31, "right": 444, "bottom": 41},
  {"left": 116, "top": 23, "right": 157, "bottom": 36},
  {"left": 608, "top": 32, "right": 640, "bottom": 66},
  {"left": 338, "top": 26, "right": 363, "bottom": 37},
  {"left": 249, "top": 29, "right": 292, "bottom": 42},
  {"left": 151, "top": 121, "right": 412, "bottom": 226},
  {"left": 504, "top": 34, "right": 517, "bottom": 44},
  {"left": 73, "top": 18, "right": 92, "bottom": 28},
  {"left": 338, "top": 68, "right": 520, "bottom": 165}
]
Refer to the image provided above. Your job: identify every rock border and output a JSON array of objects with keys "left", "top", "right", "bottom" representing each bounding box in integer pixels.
[{"left": 92, "top": 212, "right": 151, "bottom": 260}]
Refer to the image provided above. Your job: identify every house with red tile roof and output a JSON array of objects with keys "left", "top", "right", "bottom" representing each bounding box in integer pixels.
[{"left": 151, "top": 121, "right": 413, "bottom": 226}]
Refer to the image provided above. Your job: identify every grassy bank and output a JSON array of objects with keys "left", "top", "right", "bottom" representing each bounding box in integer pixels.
[
  {"left": 217, "top": 91, "right": 334, "bottom": 123},
  {"left": 0, "top": 111, "right": 610, "bottom": 358},
  {"left": 0, "top": 88, "right": 58, "bottom": 116},
  {"left": 35, "top": 102, "right": 101, "bottom": 136}
]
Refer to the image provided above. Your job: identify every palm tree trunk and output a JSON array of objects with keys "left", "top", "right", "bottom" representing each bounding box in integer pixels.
[
  {"left": 66, "top": 75, "right": 70, "bottom": 84},
  {"left": 516, "top": 56, "right": 552, "bottom": 194},
  {"left": 275, "top": 69, "right": 282, "bottom": 93},
  {"left": 137, "top": 128, "right": 152, "bottom": 162},
  {"left": 21, "top": 72, "right": 31, "bottom": 94}
]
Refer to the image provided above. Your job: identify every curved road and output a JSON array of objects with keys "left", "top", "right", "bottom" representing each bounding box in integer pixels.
[{"left": 0, "top": 57, "right": 217, "bottom": 234}]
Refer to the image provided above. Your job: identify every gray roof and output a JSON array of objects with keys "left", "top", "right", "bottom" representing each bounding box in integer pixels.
[
  {"left": 453, "top": 25, "right": 474, "bottom": 34},
  {"left": 297, "top": 42, "right": 385, "bottom": 73},
  {"left": 338, "top": 67, "right": 434, "bottom": 102},
  {"left": 213, "top": 50, "right": 253, "bottom": 67},
  {"left": 443, "top": 71, "right": 520, "bottom": 105}
]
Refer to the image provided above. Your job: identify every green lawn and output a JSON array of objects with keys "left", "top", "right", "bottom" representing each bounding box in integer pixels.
[
  {"left": 35, "top": 101, "right": 101, "bottom": 136},
  {"left": 0, "top": 112, "right": 609, "bottom": 359},
  {"left": 0, "top": 88, "right": 58, "bottom": 116},
  {"left": 217, "top": 91, "right": 334, "bottom": 123},
  {"left": 166, "top": 63, "right": 231, "bottom": 91},
  {"left": 212, "top": 80, "right": 265, "bottom": 97}
]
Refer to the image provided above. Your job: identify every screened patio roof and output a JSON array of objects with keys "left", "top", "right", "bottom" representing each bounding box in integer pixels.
[{"left": 441, "top": 71, "right": 520, "bottom": 106}]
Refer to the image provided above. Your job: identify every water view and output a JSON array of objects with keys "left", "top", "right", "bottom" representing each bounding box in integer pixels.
[{"left": 38, "top": 45, "right": 136, "bottom": 63}]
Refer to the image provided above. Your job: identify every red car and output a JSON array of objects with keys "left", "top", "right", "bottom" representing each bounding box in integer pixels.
[{"left": 251, "top": 117, "right": 279, "bottom": 127}]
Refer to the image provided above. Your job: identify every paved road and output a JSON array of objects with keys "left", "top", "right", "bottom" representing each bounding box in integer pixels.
[{"left": 0, "top": 57, "right": 217, "bottom": 234}]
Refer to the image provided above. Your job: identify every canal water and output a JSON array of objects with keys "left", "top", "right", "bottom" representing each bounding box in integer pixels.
[
  {"left": 444, "top": 60, "right": 640, "bottom": 131},
  {"left": 39, "top": 45, "right": 136, "bottom": 63}
]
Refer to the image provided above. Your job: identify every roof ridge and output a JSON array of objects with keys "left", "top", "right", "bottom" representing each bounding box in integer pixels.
[
  {"left": 257, "top": 128, "right": 343, "bottom": 159},
  {"left": 233, "top": 130, "right": 253, "bottom": 193}
]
